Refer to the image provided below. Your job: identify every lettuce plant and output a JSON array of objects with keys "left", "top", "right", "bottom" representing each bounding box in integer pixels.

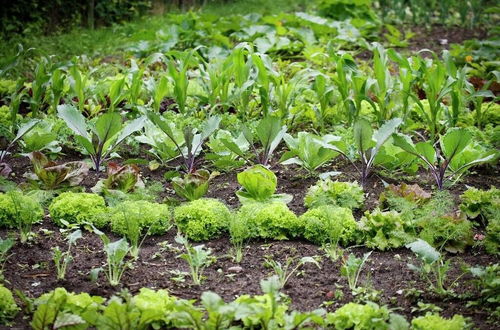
[
  {"left": 304, "top": 179, "right": 364, "bottom": 210},
  {"left": 411, "top": 313, "right": 466, "bottom": 330},
  {"left": 102, "top": 162, "right": 142, "bottom": 193},
  {"left": 49, "top": 192, "right": 107, "bottom": 228},
  {"left": 236, "top": 165, "right": 291, "bottom": 204},
  {"left": 29, "top": 151, "right": 89, "bottom": 189},
  {"left": 0, "top": 286, "right": 19, "bottom": 325},
  {"left": 301, "top": 205, "right": 357, "bottom": 246},
  {"left": 174, "top": 199, "right": 231, "bottom": 241},
  {"left": 0, "top": 191, "right": 43, "bottom": 243},
  {"left": 172, "top": 169, "right": 213, "bottom": 201},
  {"left": 459, "top": 186, "right": 499, "bottom": 224},
  {"left": 280, "top": 132, "right": 341, "bottom": 176},
  {"left": 326, "top": 302, "right": 393, "bottom": 329},
  {"left": 393, "top": 128, "right": 497, "bottom": 189},
  {"left": 58, "top": 104, "right": 145, "bottom": 171}
]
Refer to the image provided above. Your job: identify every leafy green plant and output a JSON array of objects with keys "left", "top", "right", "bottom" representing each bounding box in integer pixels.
[
  {"left": 28, "top": 151, "right": 89, "bottom": 189},
  {"left": 52, "top": 229, "right": 82, "bottom": 280},
  {"left": 20, "top": 120, "right": 60, "bottom": 154},
  {"left": 411, "top": 313, "right": 467, "bottom": 330},
  {"left": 326, "top": 302, "right": 396, "bottom": 330},
  {"left": 101, "top": 162, "right": 142, "bottom": 193},
  {"left": 57, "top": 104, "right": 145, "bottom": 171},
  {"left": 0, "top": 120, "right": 39, "bottom": 169},
  {"left": 280, "top": 132, "right": 341, "bottom": 175},
  {"left": 92, "top": 227, "right": 131, "bottom": 286},
  {"left": 49, "top": 192, "right": 107, "bottom": 228},
  {"left": 236, "top": 165, "right": 291, "bottom": 204},
  {"left": 166, "top": 50, "right": 198, "bottom": 114},
  {"left": 264, "top": 256, "right": 320, "bottom": 289},
  {"left": 348, "top": 117, "right": 402, "bottom": 185},
  {"left": 304, "top": 179, "right": 364, "bottom": 209},
  {"left": 221, "top": 116, "right": 286, "bottom": 166},
  {"left": 0, "top": 191, "right": 43, "bottom": 243},
  {"left": 109, "top": 200, "right": 170, "bottom": 258},
  {"left": 0, "top": 285, "right": 19, "bottom": 325},
  {"left": 175, "top": 234, "right": 216, "bottom": 286},
  {"left": 301, "top": 205, "right": 357, "bottom": 247},
  {"left": 147, "top": 112, "right": 220, "bottom": 173},
  {"left": 357, "top": 209, "right": 415, "bottom": 250},
  {"left": 174, "top": 198, "right": 231, "bottom": 241},
  {"left": 228, "top": 215, "right": 251, "bottom": 263},
  {"left": 485, "top": 217, "right": 499, "bottom": 255},
  {"left": 393, "top": 128, "right": 497, "bottom": 190},
  {"left": 340, "top": 252, "right": 372, "bottom": 291},
  {"left": 406, "top": 239, "right": 466, "bottom": 295},
  {"left": 460, "top": 186, "right": 499, "bottom": 224},
  {"left": 172, "top": 169, "right": 215, "bottom": 201},
  {"left": 237, "top": 202, "right": 302, "bottom": 240},
  {"left": 470, "top": 264, "right": 500, "bottom": 310},
  {"left": 0, "top": 237, "right": 14, "bottom": 281}
]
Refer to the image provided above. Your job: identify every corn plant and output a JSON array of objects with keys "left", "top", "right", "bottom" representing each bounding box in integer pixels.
[
  {"left": 167, "top": 50, "right": 198, "bottom": 114},
  {"left": 271, "top": 68, "right": 308, "bottom": 121},
  {"left": 251, "top": 52, "right": 276, "bottom": 115},
  {"left": 311, "top": 72, "right": 335, "bottom": 131},
  {"left": 265, "top": 256, "right": 320, "bottom": 289},
  {"left": 58, "top": 104, "right": 145, "bottom": 171},
  {"left": 125, "top": 59, "right": 145, "bottom": 107},
  {"left": 371, "top": 43, "right": 398, "bottom": 123},
  {"left": 48, "top": 68, "right": 66, "bottom": 113},
  {"left": 28, "top": 57, "right": 51, "bottom": 117},
  {"left": 52, "top": 229, "right": 82, "bottom": 280},
  {"left": 229, "top": 44, "right": 255, "bottom": 115},
  {"left": 340, "top": 251, "right": 372, "bottom": 291},
  {"left": 198, "top": 57, "right": 232, "bottom": 111},
  {"left": 146, "top": 75, "right": 169, "bottom": 112},
  {"left": 68, "top": 65, "right": 89, "bottom": 113},
  {"left": 175, "top": 234, "right": 216, "bottom": 286},
  {"left": 91, "top": 227, "right": 131, "bottom": 286},
  {"left": 393, "top": 128, "right": 497, "bottom": 189}
]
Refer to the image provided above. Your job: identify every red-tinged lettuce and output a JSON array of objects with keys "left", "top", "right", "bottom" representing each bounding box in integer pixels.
[{"left": 29, "top": 151, "right": 89, "bottom": 189}]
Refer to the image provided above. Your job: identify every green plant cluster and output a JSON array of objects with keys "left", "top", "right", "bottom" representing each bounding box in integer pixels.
[
  {"left": 49, "top": 192, "right": 107, "bottom": 228},
  {"left": 237, "top": 202, "right": 302, "bottom": 240},
  {"left": 174, "top": 198, "right": 231, "bottom": 241},
  {"left": 0, "top": 285, "right": 19, "bottom": 325},
  {"left": 301, "top": 205, "right": 357, "bottom": 245},
  {"left": 411, "top": 313, "right": 467, "bottom": 330},
  {"left": 304, "top": 179, "right": 365, "bottom": 210},
  {"left": 30, "top": 284, "right": 468, "bottom": 329},
  {"left": 460, "top": 186, "right": 499, "bottom": 223},
  {"left": 0, "top": 191, "right": 43, "bottom": 228},
  {"left": 109, "top": 200, "right": 170, "bottom": 236}
]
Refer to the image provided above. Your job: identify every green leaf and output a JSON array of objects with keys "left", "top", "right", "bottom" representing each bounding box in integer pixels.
[
  {"left": 94, "top": 113, "right": 122, "bottom": 145},
  {"left": 415, "top": 142, "right": 436, "bottom": 165},
  {"left": 353, "top": 118, "right": 374, "bottom": 153},
  {"left": 237, "top": 165, "right": 277, "bottom": 202},
  {"left": 406, "top": 239, "right": 440, "bottom": 264},
  {"left": 441, "top": 128, "right": 471, "bottom": 160},
  {"left": 57, "top": 104, "right": 89, "bottom": 139}
]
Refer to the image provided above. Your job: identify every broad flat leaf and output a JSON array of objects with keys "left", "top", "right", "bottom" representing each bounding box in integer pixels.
[
  {"left": 441, "top": 128, "right": 472, "bottom": 160},
  {"left": 57, "top": 104, "right": 89, "bottom": 139},
  {"left": 114, "top": 116, "right": 146, "bottom": 147},
  {"left": 237, "top": 165, "right": 277, "bottom": 202},
  {"left": 94, "top": 113, "right": 122, "bottom": 144},
  {"left": 256, "top": 116, "right": 286, "bottom": 152},
  {"left": 200, "top": 116, "right": 221, "bottom": 141},
  {"left": 53, "top": 313, "right": 86, "bottom": 329},
  {"left": 392, "top": 133, "right": 417, "bottom": 154},
  {"left": 12, "top": 119, "right": 40, "bottom": 144},
  {"left": 372, "top": 118, "right": 402, "bottom": 153},
  {"left": 415, "top": 142, "right": 436, "bottom": 164},
  {"left": 353, "top": 118, "right": 374, "bottom": 153},
  {"left": 406, "top": 239, "right": 440, "bottom": 264}
]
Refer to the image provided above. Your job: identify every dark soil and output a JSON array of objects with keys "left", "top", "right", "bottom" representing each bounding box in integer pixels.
[{"left": 1, "top": 147, "right": 499, "bottom": 329}]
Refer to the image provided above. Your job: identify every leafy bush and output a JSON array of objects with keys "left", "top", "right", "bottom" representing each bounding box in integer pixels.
[
  {"left": 174, "top": 199, "right": 231, "bottom": 241},
  {"left": 304, "top": 179, "right": 364, "bottom": 210},
  {"left": 109, "top": 200, "right": 170, "bottom": 236},
  {"left": 301, "top": 205, "right": 357, "bottom": 245},
  {"left": 0, "top": 191, "right": 43, "bottom": 228},
  {"left": 411, "top": 313, "right": 467, "bottom": 330},
  {"left": 237, "top": 202, "right": 301, "bottom": 240},
  {"left": 0, "top": 285, "right": 19, "bottom": 325},
  {"left": 460, "top": 186, "right": 499, "bottom": 224},
  {"left": 49, "top": 192, "right": 107, "bottom": 228},
  {"left": 357, "top": 209, "right": 414, "bottom": 250},
  {"left": 326, "top": 302, "right": 391, "bottom": 329}
]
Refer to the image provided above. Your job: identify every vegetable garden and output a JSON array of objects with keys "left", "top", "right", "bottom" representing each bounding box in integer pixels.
[{"left": 0, "top": 0, "right": 499, "bottom": 329}]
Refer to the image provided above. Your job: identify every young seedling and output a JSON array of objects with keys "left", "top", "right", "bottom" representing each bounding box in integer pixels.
[
  {"left": 0, "top": 237, "right": 14, "bottom": 281},
  {"left": 175, "top": 234, "right": 216, "bottom": 286},
  {"left": 52, "top": 229, "right": 82, "bottom": 280},
  {"left": 340, "top": 251, "right": 372, "bottom": 291},
  {"left": 406, "top": 239, "right": 467, "bottom": 296},
  {"left": 228, "top": 216, "right": 251, "bottom": 263},
  {"left": 264, "top": 256, "right": 320, "bottom": 289},
  {"left": 91, "top": 227, "right": 131, "bottom": 286}
]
